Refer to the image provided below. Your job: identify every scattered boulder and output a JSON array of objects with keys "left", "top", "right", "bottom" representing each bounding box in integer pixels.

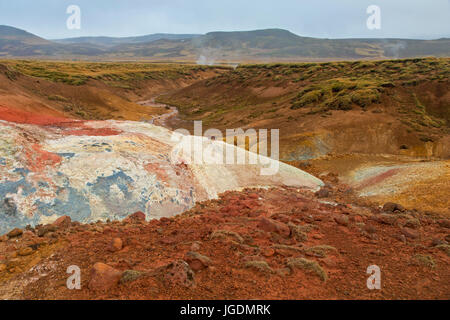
[
  {"left": 364, "top": 225, "right": 377, "bottom": 234},
  {"left": 53, "top": 216, "right": 72, "bottom": 229},
  {"left": 315, "top": 188, "right": 331, "bottom": 198},
  {"left": 431, "top": 238, "right": 446, "bottom": 247},
  {"left": 18, "top": 247, "right": 34, "bottom": 256},
  {"left": 382, "top": 202, "right": 405, "bottom": 213},
  {"left": 375, "top": 214, "right": 397, "bottom": 226},
  {"left": 162, "top": 260, "right": 195, "bottom": 288},
  {"left": 89, "top": 263, "right": 122, "bottom": 291},
  {"left": 261, "top": 247, "right": 275, "bottom": 257},
  {"left": 437, "top": 219, "right": 450, "bottom": 229},
  {"left": 37, "top": 225, "right": 57, "bottom": 237},
  {"left": 334, "top": 216, "right": 349, "bottom": 227},
  {"left": 401, "top": 227, "right": 420, "bottom": 239},
  {"left": 108, "top": 238, "right": 123, "bottom": 252},
  {"left": 184, "top": 252, "right": 212, "bottom": 272},
  {"left": 126, "top": 211, "right": 146, "bottom": 222},
  {"left": 404, "top": 218, "right": 421, "bottom": 229},
  {"left": 257, "top": 217, "right": 290, "bottom": 237},
  {"left": 7, "top": 228, "right": 23, "bottom": 239}
]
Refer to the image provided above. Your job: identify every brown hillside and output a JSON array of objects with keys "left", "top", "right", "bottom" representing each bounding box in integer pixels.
[
  {"left": 158, "top": 58, "right": 450, "bottom": 160},
  {"left": 0, "top": 61, "right": 226, "bottom": 121}
]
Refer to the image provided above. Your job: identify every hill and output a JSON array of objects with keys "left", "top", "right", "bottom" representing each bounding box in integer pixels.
[
  {"left": 1, "top": 25, "right": 449, "bottom": 60},
  {"left": 0, "top": 60, "right": 225, "bottom": 120},
  {"left": 157, "top": 58, "right": 450, "bottom": 213},
  {"left": 54, "top": 33, "right": 201, "bottom": 47}
]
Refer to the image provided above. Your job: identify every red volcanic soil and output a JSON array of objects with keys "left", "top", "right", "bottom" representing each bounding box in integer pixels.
[
  {"left": 1, "top": 181, "right": 449, "bottom": 300},
  {"left": 0, "top": 105, "right": 74, "bottom": 126},
  {"left": 0, "top": 106, "right": 122, "bottom": 136}
]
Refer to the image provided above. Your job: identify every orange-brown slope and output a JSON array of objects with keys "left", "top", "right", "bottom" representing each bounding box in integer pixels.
[{"left": 0, "top": 62, "right": 225, "bottom": 121}]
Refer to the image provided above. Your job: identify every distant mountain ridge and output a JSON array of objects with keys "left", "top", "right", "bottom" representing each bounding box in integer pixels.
[
  {"left": 0, "top": 25, "right": 449, "bottom": 61},
  {"left": 54, "top": 33, "right": 201, "bottom": 47}
]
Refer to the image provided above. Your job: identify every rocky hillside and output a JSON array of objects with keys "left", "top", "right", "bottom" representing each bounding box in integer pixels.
[
  {"left": 0, "top": 184, "right": 449, "bottom": 299},
  {"left": 1, "top": 26, "right": 449, "bottom": 60}
]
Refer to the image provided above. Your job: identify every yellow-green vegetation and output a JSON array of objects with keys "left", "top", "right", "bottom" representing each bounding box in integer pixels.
[
  {"left": 210, "top": 230, "right": 244, "bottom": 243},
  {"left": 288, "top": 223, "right": 308, "bottom": 242},
  {"left": 304, "top": 245, "right": 337, "bottom": 258},
  {"left": 47, "top": 94, "right": 69, "bottom": 102},
  {"left": 436, "top": 244, "right": 450, "bottom": 257},
  {"left": 413, "top": 254, "right": 436, "bottom": 268},
  {"left": 411, "top": 94, "right": 446, "bottom": 129},
  {"left": 286, "top": 257, "right": 327, "bottom": 282},
  {"left": 271, "top": 244, "right": 304, "bottom": 253},
  {"left": 1, "top": 60, "right": 224, "bottom": 86},
  {"left": 158, "top": 57, "right": 449, "bottom": 127},
  {"left": 244, "top": 260, "right": 273, "bottom": 273}
]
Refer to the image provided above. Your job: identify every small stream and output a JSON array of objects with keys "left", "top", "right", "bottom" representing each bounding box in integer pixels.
[{"left": 137, "top": 98, "right": 179, "bottom": 128}]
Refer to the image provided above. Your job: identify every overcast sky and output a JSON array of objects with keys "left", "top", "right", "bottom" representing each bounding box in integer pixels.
[{"left": 1, "top": 0, "right": 449, "bottom": 39}]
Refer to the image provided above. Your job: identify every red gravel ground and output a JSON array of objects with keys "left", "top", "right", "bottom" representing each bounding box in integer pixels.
[{"left": 1, "top": 179, "right": 449, "bottom": 300}]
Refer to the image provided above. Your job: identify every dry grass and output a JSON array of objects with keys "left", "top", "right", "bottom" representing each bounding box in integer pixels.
[{"left": 286, "top": 257, "right": 327, "bottom": 282}]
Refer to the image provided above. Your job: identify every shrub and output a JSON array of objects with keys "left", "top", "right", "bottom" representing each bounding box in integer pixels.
[
  {"left": 291, "top": 89, "right": 323, "bottom": 109},
  {"left": 305, "top": 245, "right": 337, "bottom": 258},
  {"left": 244, "top": 261, "right": 273, "bottom": 273},
  {"left": 287, "top": 258, "right": 327, "bottom": 282},
  {"left": 350, "top": 89, "right": 380, "bottom": 107},
  {"left": 328, "top": 95, "right": 353, "bottom": 110},
  {"left": 412, "top": 254, "right": 436, "bottom": 268}
]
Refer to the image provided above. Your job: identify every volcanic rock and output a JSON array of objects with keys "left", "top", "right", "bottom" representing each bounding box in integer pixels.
[
  {"left": 257, "top": 217, "right": 290, "bottom": 237},
  {"left": 108, "top": 238, "right": 123, "bottom": 252},
  {"left": 162, "top": 260, "right": 195, "bottom": 288},
  {"left": 383, "top": 202, "right": 405, "bottom": 213},
  {"left": 18, "top": 247, "right": 34, "bottom": 256},
  {"left": 7, "top": 228, "right": 23, "bottom": 239},
  {"left": 126, "top": 211, "right": 146, "bottom": 222},
  {"left": 184, "top": 251, "right": 212, "bottom": 271},
  {"left": 401, "top": 227, "right": 420, "bottom": 239},
  {"left": 53, "top": 216, "right": 72, "bottom": 229},
  {"left": 89, "top": 263, "right": 122, "bottom": 291},
  {"left": 37, "top": 225, "right": 57, "bottom": 237},
  {"left": 334, "top": 216, "right": 349, "bottom": 226},
  {"left": 437, "top": 219, "right": 450, "bottom": 229}
]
